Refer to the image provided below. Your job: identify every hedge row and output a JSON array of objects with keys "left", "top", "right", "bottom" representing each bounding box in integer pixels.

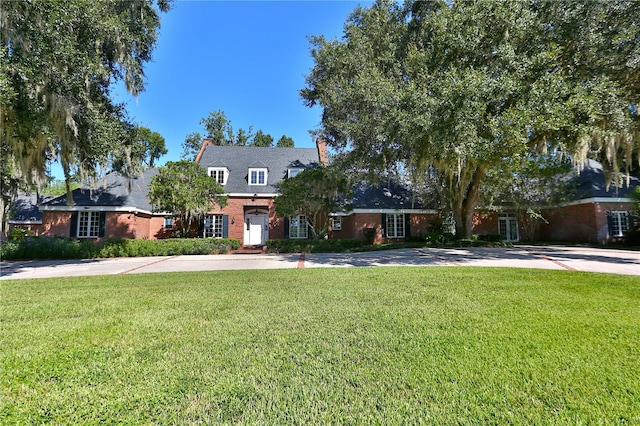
[
  {"left": 266, "top": 238, "right": 363, "bottom": 253},
  {"left": 0, "top": 237, "right": 241, "bottom": 260}
]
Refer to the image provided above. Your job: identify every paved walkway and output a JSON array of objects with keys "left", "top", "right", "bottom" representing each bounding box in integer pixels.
[{"left": 1, "top": 246, "right": 638, "bottom": 280}]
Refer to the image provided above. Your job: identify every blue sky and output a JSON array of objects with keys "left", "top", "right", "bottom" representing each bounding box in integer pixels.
[{"left": 118, "top": 0, "right": 368, "bottom": 162}]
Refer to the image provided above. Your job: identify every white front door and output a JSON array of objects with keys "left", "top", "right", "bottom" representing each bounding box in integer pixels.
[{"left": 244, "top": 210, "right": 268, "bottom": 245}]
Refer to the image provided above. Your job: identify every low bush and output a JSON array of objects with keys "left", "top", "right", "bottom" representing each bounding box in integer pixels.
[
  {"left": 0, "top": 237, "right": 240, "bottom": 260},
  {"left": 477, "top": 234, "right": 503, "bottom": 242},
  {"left": 266, "top": 238, "right": 363, "bottom": 253}
]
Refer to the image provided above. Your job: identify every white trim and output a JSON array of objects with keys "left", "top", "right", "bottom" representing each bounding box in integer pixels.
[
  {"left": 207, "top": 167, "right": 229, "bottom": 185},
  {"left": 385, "top": 213, "right": 405, "bottom": 238},
  {"left": 77, "top": 210, "right": 101, "bottom": 238},
  {"left": 8, "top": 220, "right": 43, "bottom": 224},
  {"left": 227, "top": 193, "right": 279, "bottom": 198},
  {"left": 331, "top": 216, "right": 342, "bottom": 230},
  {"left": 288, "top": 168, "right": 304, "bottom": 178},
  {"left": 248, "top": 168, "right": 268, "bottom": 186},
  {"left": 337, "top": 208, "right": 438, "bottom": 216},
  {"left": 288, "top": 214, "right": 308, "bottom": 239},
  {"left": 562, "top": 197, "right": 633, "bottom": 207},
  {"left": 37, "top": 205, "right": 156, "bottom": 215}
]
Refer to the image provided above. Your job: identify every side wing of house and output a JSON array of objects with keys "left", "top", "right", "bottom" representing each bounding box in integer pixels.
[
  {"left": 37, "top": 168, "right": 172, "bottom": 240},
  {"left": 472, "top": 160, "right": 639, "bottom": 244}
]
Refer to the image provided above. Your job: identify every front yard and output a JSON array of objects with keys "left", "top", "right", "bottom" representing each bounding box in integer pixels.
[{"left": 2, "top": 267, "right": 638, "bottom": 423}]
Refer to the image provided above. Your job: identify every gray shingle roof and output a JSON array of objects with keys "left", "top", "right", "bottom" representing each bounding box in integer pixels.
[
  {"left": 349, "top": 180, "right": 426, "bottom": 210},
  {"left": 574, "top": 160, "right": 640, "bottom": 199},
  {"left": 42, "top": 168, "right": 159, "bottom": 211},
  {"left": 197, "top": 145, "right": 320, "bottom": 194},
  {"left": 9, "top": 194, "right": 47, "bottom": 222}
]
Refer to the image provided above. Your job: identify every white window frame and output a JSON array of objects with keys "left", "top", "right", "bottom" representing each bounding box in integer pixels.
[
  {"left": 331, "top": 216, "right": 342, "bottom": 231},
  {"left": 164, "top": 216, "right": 174, "bottom": 230},
  {"left": 386, "top": 213, "right": 405, "bottom": 238},
  {"left": 204, "top": 214, "right": 224, "bottom": 238},
  {"left": 289, "top": 215, "right": 308, "bottom": 239},
  {"left": 208, "top": 167, "right": 228, "bottom": 185},
  {"left": 288, "top": 168, "right": 304, "bottom": 178},
  {"left": 498, "top": 213, "right": 519, "bottom": 242},
  {"left": 78, "top": 211, "right": 100, "bottom": 238},
  {"left": 443, "top": 212, "right": 456, "bottom": 235},
  {"left": 609, "top": 211, "right": 630, "bottom": 237},
  {"left": 249, "top": 168, "right": 267, "bottom": 186}
]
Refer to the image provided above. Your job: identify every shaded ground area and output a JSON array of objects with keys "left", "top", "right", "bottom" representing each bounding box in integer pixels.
[{"left": 1, "top": 246, "right": 638, "bottom": 280}]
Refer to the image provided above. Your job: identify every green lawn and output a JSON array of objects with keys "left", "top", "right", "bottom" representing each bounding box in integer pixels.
[{"left": 2, "top": 267, "right": 639, "bottom": 424}]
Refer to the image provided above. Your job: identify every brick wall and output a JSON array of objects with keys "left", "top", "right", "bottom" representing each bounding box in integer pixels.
[
  {"left": 208, "top": 197, "right": 278, "bottom": 243},
  {"left": 540, "top": 203, "right": 597, "bottom": 243},
  {"left": 472, "top": 211, "right": 499, "bottom": 236},
  {"left": 106, "top": 212, "right": 169, "bottom": 240},
  {"left": 40, "top": 211, "right": 72, "bottom": 236},
  {"left": 540, "top": 201, "right": 635, "bottom": 244}
]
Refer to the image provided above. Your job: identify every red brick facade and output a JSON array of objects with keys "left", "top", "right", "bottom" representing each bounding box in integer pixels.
[
  {"left": 207, "top": 196, "right": 285, "bottom": 243},
  {"left": 328, "top": 212, "right": 437, "bottom": 244}
]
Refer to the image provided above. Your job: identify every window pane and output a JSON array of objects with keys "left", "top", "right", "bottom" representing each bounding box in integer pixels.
[
  {"left": 79, "top": 212, "right": 89, "bottom": 237},
  {"left": 289, "top": 215, "right": 307, "bottom": 239},
  {"left": 611, "top": 211, "right": 630, "bottom": 237},
  {"left": 78, "top": 211, "right": 99, "bottom": 237},
  {"left": 386, "top": 214, "right": 404, "bottom": 238},
  {"left": 204, "top": 215, "right": 223, "bottom": 238},
  {"left": 249, "top": 169, "right": 267, "bottom": 185}
]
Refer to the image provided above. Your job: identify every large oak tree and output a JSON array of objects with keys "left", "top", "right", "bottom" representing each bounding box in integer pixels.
[
  {"left": 1, "top": 0, "right": 171, "bottom": 219},
  {"left": 302, "top": 0, "right": 639, "bottom": 237}
]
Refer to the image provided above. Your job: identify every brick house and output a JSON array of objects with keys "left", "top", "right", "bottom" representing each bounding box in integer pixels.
[
  {"left": 6, "top": 142, "right": 638, "bottom": 245},
  {"left": 193, "top": 138, "right": 325, "bottom": 245}
]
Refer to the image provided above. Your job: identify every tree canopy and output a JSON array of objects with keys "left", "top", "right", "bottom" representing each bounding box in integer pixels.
[
  {"left": 302, "top": 0, "right": 639, "bottom": 237},
  {"left": 1, "top": 0, "right": 171, "bottom": 188},
  {"left": 275, "top": 166, "right": 350, "bottom": 239},
  {"left": 252, "top": 130, "right": 274, "bottom": 147},
  {"left": 148, "top": 161, "right": 227, "bottom": 237},
  {"left": 181, "top": 110, "right": 294, "bottom": 159},
  {"left": 276, "top": 135, "right": 295, "bottom": 148}
]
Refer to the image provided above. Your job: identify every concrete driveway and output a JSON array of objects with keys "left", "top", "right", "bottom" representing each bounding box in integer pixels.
[{"left": 1, "top": 245, "right": 638, "bottom": 280}]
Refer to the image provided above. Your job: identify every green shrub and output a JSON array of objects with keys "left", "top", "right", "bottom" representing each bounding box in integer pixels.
[
  {"left": 8, "top": 228, "right": 34, "bottom": 239},
  {"left": 477, "top": 234, "right": 503, "bottom": 242},
  {"left": 266, "top": 238, "right": 363, "bottom": 253},
  {"left": 0, "top": 237, "right": 241, "bottom": 260}
]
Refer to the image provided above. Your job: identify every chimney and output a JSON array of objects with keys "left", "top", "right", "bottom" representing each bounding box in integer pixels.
[
  {"left": 194, "top": 136, "right": 217, "bottom": 164},
  {"left": 316, "top": 137, "right": 328, "bottom": 166}
]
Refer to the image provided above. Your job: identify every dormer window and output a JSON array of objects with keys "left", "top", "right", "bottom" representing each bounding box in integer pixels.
[
  {"left": 249, "top": 168, "right": 267, "bottom": 185},
  {"left": 288, "top": 168, "right": 304, "bottom": 178},
  {"left": 208, "top": 167, "right": 228, "bottom": 185}
]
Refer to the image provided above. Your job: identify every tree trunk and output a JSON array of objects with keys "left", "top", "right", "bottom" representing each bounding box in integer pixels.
[
  {"left": 63, "top": 163, "right": 75, "bottom": 207},
  {"left": 451, "top": 164, "right": 485, "bottom": 239},
  {"left": 0, "top": 197, "right": 8, "bottom": 240}
]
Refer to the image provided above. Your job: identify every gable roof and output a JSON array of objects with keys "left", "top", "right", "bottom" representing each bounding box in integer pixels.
[
  {"left": 574, "top": 160, "right": 640, "bottom": 199},
  {"left": 197, "top": 145, "right": 320, "bottom": 195},
  {"left": 8, "top": 194, "right": 50, "bottom": 223},
  {"left": 40, "top": 168, "right": 159, "bottom": 213}
]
